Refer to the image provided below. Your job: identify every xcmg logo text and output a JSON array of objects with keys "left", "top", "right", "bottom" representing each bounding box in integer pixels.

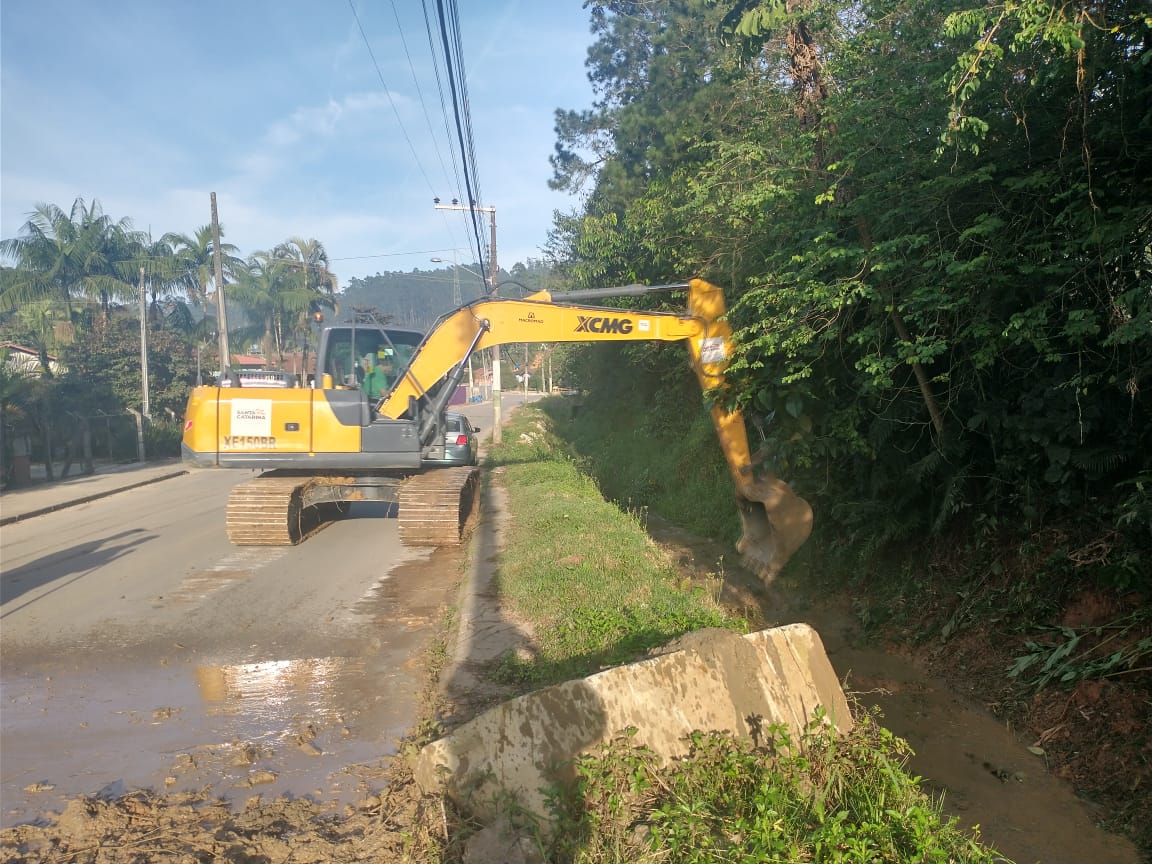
[{"left": 575, "top": 316, "right": 634, "bottom": 334}]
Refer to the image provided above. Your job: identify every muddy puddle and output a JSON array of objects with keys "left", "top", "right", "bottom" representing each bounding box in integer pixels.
[
  {"left": 0, "top": 539, "right": 466, "bottom": 830},
  {"left": 0, "top": 652, "right": 413, "bottom": 827},
  {"left": 801, "top": 602, "right": 1139, "bottom": 864}
]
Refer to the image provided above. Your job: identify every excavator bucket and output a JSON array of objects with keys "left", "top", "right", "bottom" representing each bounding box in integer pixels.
[
  {"left": 681, "top": 278, "right": 814, "bottom": 581},
  {"left": 735, "top": 477, "right": 814, "bottom": 584}
]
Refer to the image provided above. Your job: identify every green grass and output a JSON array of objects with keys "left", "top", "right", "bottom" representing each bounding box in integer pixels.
[
  {"left": 487, "top": 406, "right": 740, "bottom": 688},
  {"left": 541, "top": 397, "right": 742, "bottom": 546},
  {"left": 550, "top": 711, "right": 1003, "bottom": 864},
  {"left": 477, "top": 401, "right": 1006, "bottom": 863}
]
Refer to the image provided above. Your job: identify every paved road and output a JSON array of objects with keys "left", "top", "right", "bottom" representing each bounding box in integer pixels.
[{"left": 0, "top": 463, "right": 472, "bottom": 824}]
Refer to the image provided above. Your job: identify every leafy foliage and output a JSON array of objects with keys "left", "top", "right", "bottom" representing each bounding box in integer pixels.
[
  {"left": 59, "top": 316, "right": 197, "bottom": 419},
  {"left": 0, "top": 198, "right": 138, "bottom": 315},
  {"left": 549, "top": 0, "right": 1152, "bottom": 562},
  {"left": 1009, "top": 607, "right": 1152, "bottom": 691}
]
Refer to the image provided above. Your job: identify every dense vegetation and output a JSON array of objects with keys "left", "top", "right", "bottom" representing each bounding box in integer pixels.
[
  {"left": 537, "top": 0, "right": 1151, "bottom": 849},
  {"left": 544, "top": 0, "right": 1150, "bottom": 591},
  {"left": 555, "top": 717, "right": 1000, "bottom": 863}
]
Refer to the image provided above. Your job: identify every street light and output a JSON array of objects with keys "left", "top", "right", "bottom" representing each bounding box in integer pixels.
[{"left": 429, "top": 251, "right": 464, "bottom": 307}]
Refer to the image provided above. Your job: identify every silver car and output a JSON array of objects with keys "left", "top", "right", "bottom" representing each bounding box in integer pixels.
[{"left": 424, "top": 412, "right": 479, "bottom": 467}]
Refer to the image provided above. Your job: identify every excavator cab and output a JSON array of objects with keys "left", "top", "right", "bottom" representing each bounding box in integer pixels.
[{"left": 316, "top": 321, "right": 423, "bottom": 391}]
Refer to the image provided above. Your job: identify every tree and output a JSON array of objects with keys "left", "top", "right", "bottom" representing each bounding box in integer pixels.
[
  {"left": 126, "top": 232, "right": 185, "bottom": 322},
  {"left": 60, "top": 315, "right": 196, "bottom": 419},
  {"left": 163, "top": 225, "right": 243, "bottom": 311},
  {"left": 549, "top": 0, "right": 1152, "bottom": 550},
  {"left": 0, "top": 197, "right": 139, "bottom": 330},
  {"left": 228, "top": 242, "right": 337, "bottom": 370},
  {"left": 0, "top": 348, "right": 35, "bottom": 486},
  {"left": 274, "top": 237, "right": 337, "bottom": 295},
  {"left": 271, "top": 238, "right": 337, "bottom": 372}
]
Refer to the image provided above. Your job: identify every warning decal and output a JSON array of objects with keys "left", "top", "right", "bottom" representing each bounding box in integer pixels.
[{"left": 699, "top": 337, "right": 728, "bottom": 365}]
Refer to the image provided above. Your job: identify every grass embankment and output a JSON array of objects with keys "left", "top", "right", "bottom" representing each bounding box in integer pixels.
[
  {"left": 522, "top": 393, "right": 1151, "bottom": 856},
  {"left": 487, "top": 408, "right": 737, "bottom": 689},
  {"left": 479, "top": 403, "right": 1003, "bottom": 863}
]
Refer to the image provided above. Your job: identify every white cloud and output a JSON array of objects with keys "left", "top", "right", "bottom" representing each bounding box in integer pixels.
[{"left": 233, "top": 91, "right": 398, "bottom": 184}]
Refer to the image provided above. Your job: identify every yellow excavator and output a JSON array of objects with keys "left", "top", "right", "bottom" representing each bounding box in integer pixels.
[{"left": 181, "top": 278, "right": 812, "bottom": 581}]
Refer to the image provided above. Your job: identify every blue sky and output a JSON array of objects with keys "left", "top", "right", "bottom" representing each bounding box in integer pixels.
[{"left": 0, "top": 1, "right": 596, "bottom": 286}]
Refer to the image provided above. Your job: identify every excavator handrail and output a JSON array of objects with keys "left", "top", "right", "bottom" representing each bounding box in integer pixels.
[{"left": 542, "top": 282, "right": 691, "bottom": 302}]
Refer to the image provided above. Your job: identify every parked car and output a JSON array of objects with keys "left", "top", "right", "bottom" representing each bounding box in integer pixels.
[{"left": 423, "top": 412, "right": 479, "bottom": 467}]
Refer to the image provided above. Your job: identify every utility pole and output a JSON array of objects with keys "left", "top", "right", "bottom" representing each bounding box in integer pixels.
[
  {"left": 138, "top": 266, "right": 150, "bottom": 420},
  {"left": 210, "top": 192, "right": 231, "bottom": 381},
  {"left": 433, "top": 200, "right": 501, "bottom": 442}
]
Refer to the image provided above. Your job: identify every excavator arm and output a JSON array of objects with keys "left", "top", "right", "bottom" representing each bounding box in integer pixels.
[{"left": 380, "top": 278, "right": 812, "bottom": 581}]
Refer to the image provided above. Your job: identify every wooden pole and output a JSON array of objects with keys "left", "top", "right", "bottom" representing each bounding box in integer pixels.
[{"left": 211, "top": 193, "right": 231, "bottom": 378}]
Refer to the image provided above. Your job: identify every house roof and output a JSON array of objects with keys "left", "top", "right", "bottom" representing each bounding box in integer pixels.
[{"left": 0, "top": 341, "right": 59, "bottom": 362}]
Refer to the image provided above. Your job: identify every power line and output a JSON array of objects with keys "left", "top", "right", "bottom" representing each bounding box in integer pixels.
[
  {"left": 433, "top": 0, "right": 488, "bottom": 282},
  {"left": 330, "top": 247, "right": 462, "bottom": 262},
  {"left": 346, "top": 0, "right": 438, "bottom": 199},
  {"left": 420, "top": 0, "right": 471, "bottom": 256},
  {"left": 344, "top": 0, "right": 490, "bottom": 275},
  {"left": 389, "top": 0, "right": 455, "bottom": 197}
]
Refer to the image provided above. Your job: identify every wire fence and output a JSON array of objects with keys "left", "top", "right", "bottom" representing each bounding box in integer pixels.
[{"left": 1, "top": 412, "right": 183, "bottom": 487}]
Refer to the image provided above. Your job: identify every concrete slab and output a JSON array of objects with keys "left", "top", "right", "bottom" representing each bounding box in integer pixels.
[{"left": 416, "top": 623, "right": 851, "bottom": 823}]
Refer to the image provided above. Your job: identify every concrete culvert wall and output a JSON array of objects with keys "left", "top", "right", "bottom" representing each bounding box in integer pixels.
[{"left": 415, "top": 623, "right": 851, "bottom": 825}]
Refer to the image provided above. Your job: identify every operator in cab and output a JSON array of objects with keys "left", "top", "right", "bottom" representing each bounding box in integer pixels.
[{"left": 362, "top": 350, "right": 395, "bottom": 399}]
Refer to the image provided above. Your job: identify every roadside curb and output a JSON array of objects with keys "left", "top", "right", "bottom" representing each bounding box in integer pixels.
[
  {"left": 436, "top": 463, "right": 534, "bottom": 724},
  {"left": 0, "top": 470, "right": 189, "bottom": 527}
]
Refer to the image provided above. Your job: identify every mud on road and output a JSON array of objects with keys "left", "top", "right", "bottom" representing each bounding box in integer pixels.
[{"left": 1, "top": 530, "right": 471, "bottom": 861}]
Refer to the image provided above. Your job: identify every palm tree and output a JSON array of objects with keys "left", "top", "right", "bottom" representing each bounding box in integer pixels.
[
  {"left": 231, "top": 248, "right": 335, "bottom": 369},
  {"left": 74, "top": 199, "right": 141, "bottom": 317},
  {"left": 11, "top": 301, "right": 70, "bottom": 377},
  {"left": 0, "top": 198, "right": 137, "bottom": 319},
  {"left": 274, "top": 237, "right": 337, "bottom": 295},
  {"left": 125, "top": 233, "right": 183, "bottom": 323},
  {"left": 163, "top": 225, "right": 243, "bottom": 311},
  {"left": 228, "top": 252, "right": 281, "bottom": 364},
  {"left": 272, "top": 238, "right": 337, "bottom": 375}
]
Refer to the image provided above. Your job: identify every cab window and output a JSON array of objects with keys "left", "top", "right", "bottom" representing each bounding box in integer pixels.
[{"left": 321, "top": 328, "right": 423, "bottom": 387}]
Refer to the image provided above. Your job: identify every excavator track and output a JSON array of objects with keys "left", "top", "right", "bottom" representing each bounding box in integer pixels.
[
  {"left": 397, "top": 466, "right": 480, "bottom": 546},
  {"left": 225, "top": 476, "right": 340, "bottom": 546}
]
